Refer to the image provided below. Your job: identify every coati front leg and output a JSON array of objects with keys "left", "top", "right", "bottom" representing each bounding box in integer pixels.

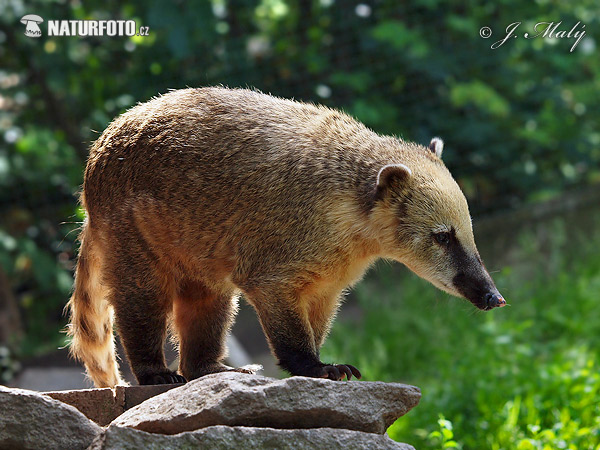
[
  {"left": 247, "top": 290, "right": 360, "bottom": 381},
  {"left": 308, "top": 295, "right": 361, "bottom": 380},
  {"left": 173, "top": 279, "right": 248, "bottom": 380}
]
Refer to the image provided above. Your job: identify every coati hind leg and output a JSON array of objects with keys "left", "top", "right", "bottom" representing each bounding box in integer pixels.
[
  {"left": 245, "top": 288, "right": 360, "bottom": 381},
  {"left": 173, "top": 279, "right": 247, "bottom": 380},
  {"left": 105, "top": 248, "right": 185, "bottom": 385}
]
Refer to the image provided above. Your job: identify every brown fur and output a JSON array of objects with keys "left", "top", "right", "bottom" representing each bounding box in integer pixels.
[{"left": 67, "top": 87, "right": 502, "bottom": 387}]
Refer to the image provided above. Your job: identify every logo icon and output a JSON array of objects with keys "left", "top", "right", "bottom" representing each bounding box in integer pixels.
[{"left": 21, "top": 14, "right": 44, "bottom": 38}]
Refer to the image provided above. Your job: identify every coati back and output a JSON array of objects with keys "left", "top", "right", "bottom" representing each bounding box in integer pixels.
[{"left": 67, "top": 87, "right": 505, "bottom": 387}]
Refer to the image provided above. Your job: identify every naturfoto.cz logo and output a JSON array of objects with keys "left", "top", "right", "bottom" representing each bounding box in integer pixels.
[{"left": 20, "top": 14, "right": 150, "bottom": 38}]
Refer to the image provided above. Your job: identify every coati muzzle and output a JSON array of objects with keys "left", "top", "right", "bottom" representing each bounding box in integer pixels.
[
  {"left": 464, "top": 286, "right": 506, "bottom": 311},
  {"left": 484, "top": 292, "right": 506, "bottom": 310},
  {"left": 452, "top": 270, "right": 506, "bottom": 311}
]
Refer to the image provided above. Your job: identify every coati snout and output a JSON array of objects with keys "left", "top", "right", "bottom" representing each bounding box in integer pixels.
[{"left": 66, "top": 87, "right": 505, "bottom": 388}]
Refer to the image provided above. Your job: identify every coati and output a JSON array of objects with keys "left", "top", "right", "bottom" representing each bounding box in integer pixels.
[{"left": 66, "top": 87, "right": 506, "bottom": 387}]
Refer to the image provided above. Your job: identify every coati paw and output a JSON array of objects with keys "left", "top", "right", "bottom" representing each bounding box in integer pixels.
[
  {"left": 318, "top": 363, "right": 362, "bottom": 381},
  {"left": 138, "top": 371, "right": 187, "bottom": 385}
]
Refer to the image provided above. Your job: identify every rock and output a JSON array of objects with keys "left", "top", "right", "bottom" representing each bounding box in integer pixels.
[
  {"left": 91, "top": 425, "right": 416, "bottom": 450},
  {"left": 45, "top": 387, "right": 121, "bottom": 427},
  {"left": 119, "top": 383, "right": 186, "bottom": 410},
  {"left": 44, "top": 383, "right": 185, "bottom": 426},
  {"left": 111, "top": 372, "right": 420, "bottom": 435},
  {"left": 0, "top": 385, "right": 101, "bottom": 450}
]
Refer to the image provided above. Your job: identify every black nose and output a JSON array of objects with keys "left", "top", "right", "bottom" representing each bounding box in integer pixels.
[{"left": 484, "top": 292, "right": 506, "bottom": 309}]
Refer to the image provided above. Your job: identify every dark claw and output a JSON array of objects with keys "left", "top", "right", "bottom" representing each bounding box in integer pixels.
[
  {"left": 347, "top": 364, "right": 362, "bottom": 380},
  {"left": 325, "top": 365, "right": 341, "bottom": 380},
  {"left": 339, "top": 365, "right": 353, "bottom": 380},
  {"left": 320, "top": 364, "right": 362, "bottom": 381},
  {"left": 172, "top": 374, "right": 187, "bottom": 384}
]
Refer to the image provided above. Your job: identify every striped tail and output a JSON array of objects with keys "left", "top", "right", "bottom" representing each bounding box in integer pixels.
[{"left": 66, "top": 224, "right": 124, "bottom": 387}]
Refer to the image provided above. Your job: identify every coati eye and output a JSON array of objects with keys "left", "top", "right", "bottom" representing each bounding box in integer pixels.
[{"left": 434, "top": 232, "right": 451, "bottom": 246}]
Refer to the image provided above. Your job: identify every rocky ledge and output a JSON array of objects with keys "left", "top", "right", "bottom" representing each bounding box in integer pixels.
[{"left": 0, "top": 372, "right": 420, "bottom": 450}]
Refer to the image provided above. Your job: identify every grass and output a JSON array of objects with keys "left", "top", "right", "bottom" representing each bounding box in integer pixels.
[{"left": 322, "top": 212, "right": 600, "bottom": 450}]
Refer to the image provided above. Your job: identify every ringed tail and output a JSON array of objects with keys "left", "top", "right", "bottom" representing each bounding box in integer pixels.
[{"left": 65, "top": 222, "right": 124, "bottom": 387}]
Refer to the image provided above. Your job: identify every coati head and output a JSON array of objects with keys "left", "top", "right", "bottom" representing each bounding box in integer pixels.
[{"left": 374, "top": 137, "right": 506, "bottom": 311}]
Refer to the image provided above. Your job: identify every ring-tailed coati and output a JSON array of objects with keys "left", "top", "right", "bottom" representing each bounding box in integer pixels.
[{"left": 66, "top": 87, "right": 506, "bottom": 387}]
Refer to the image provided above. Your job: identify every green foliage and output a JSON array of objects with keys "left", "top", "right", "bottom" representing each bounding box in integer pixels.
[
  {"left": 427, "top": 415, "right": 460, "bottom": 449},
  {"left": 371, "top": 20, "right": 430, "bottom": 58},
  {"left": 322, "top": 213, "right": 600, "bottom": 449},
  {"left": 0, "top": 346, "right": 22, "bottom": 383},
  {"left": 0, "top": 228, "right": 75, "bottom": 354},
  {"left": 449, "top": 81, "right": 510, "bottom": 118}
]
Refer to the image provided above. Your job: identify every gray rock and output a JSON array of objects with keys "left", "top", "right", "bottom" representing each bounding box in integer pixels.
[
  {"left": 111, "top": 372, "right": 420, "bottom": 435},
  {"left": 91, "top": 425, "right": 416, "bottom": 450},
  {"left": 45, "top": 387, "right": 121, "bottom": 427},
  {"left": 45, "top": 383, "right": 186, "bottom": 426},
  {"left": 0, "top": 385, "right": 101, "bottom": 450}
]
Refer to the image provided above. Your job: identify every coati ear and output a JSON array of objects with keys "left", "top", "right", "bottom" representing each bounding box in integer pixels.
[
  {"left": 376, "top": 164, "right": 412, "bottom": 193},
  {"left": 429, "top": 137, "right": 444, "bottom": 158}
]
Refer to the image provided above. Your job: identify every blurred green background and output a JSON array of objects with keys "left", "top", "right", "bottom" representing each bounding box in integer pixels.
[{"left": 1, "top": 0, "right": 599, "bottom": 448}]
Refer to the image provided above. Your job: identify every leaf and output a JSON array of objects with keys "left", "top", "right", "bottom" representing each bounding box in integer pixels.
[
  {"left": 371, "top": 20, "right": 429, "bottom": 58},
  {"left": 449, "top": 81, "right": 510, "bottom": 117}
]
